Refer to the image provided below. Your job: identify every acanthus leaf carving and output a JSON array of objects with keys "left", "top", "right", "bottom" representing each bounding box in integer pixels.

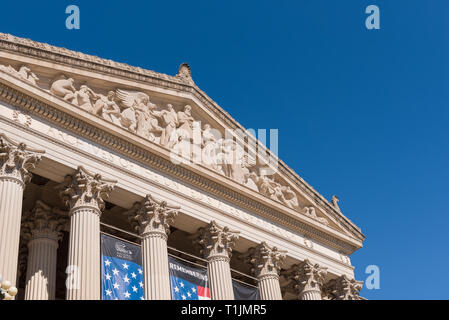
[
  {"left": 196, "top": 220, "right": 240, "bottom": 260},
  {"left": 283, "top": 259, "right": 328, "bottom": 298},
  {"left": 20, "top": 200, "right": 69, "bottom": 242},
  {"left": 323, "top": 275, "right": 363, "bottom": 300},
  {"left": 0, "top": 133, "right": 44, "bottom": 185},
  {"left": 246, "top": 241, "right": 287, "bottom": 278},
  {"left": 123, "top": 194, "right": 180, "bottom": 238},
  {"left": 58, "top": 166, "right": 116, "bottom": 213}
]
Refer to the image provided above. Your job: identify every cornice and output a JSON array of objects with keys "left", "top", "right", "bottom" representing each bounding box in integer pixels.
[
  {"left": 0, "top": 80, "right": 360, "bottom": 255},
  {"left": 0, "top": 32, "right": 364, "bottom": 242}
]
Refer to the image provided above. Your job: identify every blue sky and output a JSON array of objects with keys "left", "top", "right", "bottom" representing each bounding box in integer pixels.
[{"left": 1, "top": 0, "right": 448, "bottom": 299}]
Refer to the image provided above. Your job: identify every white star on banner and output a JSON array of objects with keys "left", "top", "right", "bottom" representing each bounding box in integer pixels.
[
  {"left": 122, "top": 263, "right": 129, "bottom": 270},
  {"left": 123, "top": 275, "right": 130, "bottom": 283},
  {"left": 112, "top": 268, "right": 119, "bottom": 276},
  {"left": 131, "top": 272, "right": 137, "bottom": 279},
  {"left": 105, "top": 259, "right": 111, "bottom": 267},
  {"left": 113, "top": 283, "right": 120, "bottom": 289},
  {"left": 132, "top": 286, "right": 138, "bottom": 292},
  {"left": 105, "top": 273, "right": 111, "bottom": 280}
]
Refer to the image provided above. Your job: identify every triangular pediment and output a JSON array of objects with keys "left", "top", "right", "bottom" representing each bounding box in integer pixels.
[{"left": 0, "top": 33, "right": 365, "bottom": 248}]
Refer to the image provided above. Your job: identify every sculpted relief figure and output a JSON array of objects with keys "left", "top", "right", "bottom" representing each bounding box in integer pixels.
[
  {"left": 201, "top": 124, "right": 220, "bottom": 171},
  {"left": 159, "top": 104, "right": 179, "bottom": 148},
  {"left": 44, "top": 73, "right": 330, "bottom": 221},
  {"left": 114, "top": 89, "right": 147, "bottom": 133},
  {"left": 16, "top": 66, "right": 39, "bottom": 85},
  {"left": 300, "top": 207, "right": 329, "bottom": 225},
  {"left": 73, "top": 85, "right": 99, "bottom": 113},
  {"left": 50, "top": 75, "right": 77, "bottom": 104},
  {"left": 95, "top": 91, "right": 123, "bottom": 127},
  {"left": 0, "top": 64, "right": 39, "bottom": 85},
  {"left": 177, "top": 105, "right": 195, "bottom": 142}
]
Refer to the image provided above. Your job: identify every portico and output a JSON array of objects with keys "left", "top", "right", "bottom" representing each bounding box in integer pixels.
[{"left": 0, "top": 32, "right": 365, "bottom": 300}]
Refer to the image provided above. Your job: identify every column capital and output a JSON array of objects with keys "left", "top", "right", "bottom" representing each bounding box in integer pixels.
[
  {"left": 21, "top": 200, "right": 68, "bottom": 243},
  {"left": 59, "top": 166, "right": 116, "bottom": 214},
  {"left": 0, "top": 133, "right": 44, "bottom": 187},
  {"left": 323, "top": 275, "right": 363, "bottom": 300},
  {"left": 284, "top": 259, "right": 327, "bottom": 299},
  {"left": 124, "top": 194, "right": 179, "bottom": 239},
  {"left": 247, "top": 242, "right": 287, "bottom": 280},
  {"left": 197, "top": 221, "right": 239, "bottom": 261}
]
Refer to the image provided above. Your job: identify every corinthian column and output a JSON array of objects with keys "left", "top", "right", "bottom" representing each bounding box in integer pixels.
[
  {"left": 247, "top": 242, "right": 286, "bottom": 300},
  {"left": 197, "top": 221, "right": 239, "bottom": 300},
  {"left": 286, "top": 259, "right": 327, "bottom": 300},
  {"left": 124, "top": 194, "right": 179, "bottom": 300},
  {"left": 59, "top": 166, "right": 116, "bottom": 300},
  {"left": 323, "top": 275, "right": 363, "bottom": 300},
  {"left": 22, "top": 201, "right": 68, "bottom": 300},
  {"left": 0, "top": 134, "right": 44, "bottom": 290}
]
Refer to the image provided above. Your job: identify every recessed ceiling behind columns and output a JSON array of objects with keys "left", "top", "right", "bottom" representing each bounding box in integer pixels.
[{"left": 30, "top": 156, "right": 266, "bottom": 255}]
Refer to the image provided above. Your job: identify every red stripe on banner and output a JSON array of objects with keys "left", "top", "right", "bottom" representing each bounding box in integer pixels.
[{"left": 197, "top": 286, "right": 210, "bottom": 298}]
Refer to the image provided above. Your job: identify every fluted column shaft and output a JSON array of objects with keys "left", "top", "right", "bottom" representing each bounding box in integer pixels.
[
  {"left": 142, "top": 232, "right": 171, "bottom": 300},
  {"left": 207, "top": 255, "right": 234, "bottom": 300},
  {"left": 25, "top": 232, "right": 59, "bottom": 300},
  {"left": 66, "top": 207, "right": 101, "bottom": 300},
  {"left": 197, "top": 221, "right": 239, "bottom": 300},
  {"left": 0, "top": 134, "right": 43, "bottom": 293},
  {"left": 124, "top": 194, "right": 179, "bottom": 300},
  {"left": 300, "top": 289, "right": 322, "bottom": 300},
  {"left": 247, "top": 241, "right": 286, "bottom": 300},
  {"left": 59, "top": 166, "right": 116, "bottom": 300},
  {"left": 0, "top": 178, "right": 24, "bottom": 288},
  {"left": 258, "top": 274, "right": 283, "bottom": 300}
]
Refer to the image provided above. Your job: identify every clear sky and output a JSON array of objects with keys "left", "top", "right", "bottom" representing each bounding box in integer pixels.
[{"left": 1, "top": 0, "right": 448, "bottom": 299}]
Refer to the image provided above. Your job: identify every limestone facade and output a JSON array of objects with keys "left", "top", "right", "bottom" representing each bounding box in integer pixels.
[{"left": 0, "top": 33, "right": 365, "bottom": 300}]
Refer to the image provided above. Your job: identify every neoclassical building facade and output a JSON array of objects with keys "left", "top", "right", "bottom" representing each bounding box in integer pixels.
[{"left": 0, "top": 33, "right": 365, "bottom": 300}]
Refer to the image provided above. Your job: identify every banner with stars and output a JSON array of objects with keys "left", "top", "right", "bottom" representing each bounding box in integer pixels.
[
  {"left": 168, "top": 256, "right": 210, "bottom": 300},
  {"left": 101, "top": 233, "right": 145, "bottom": 300}
]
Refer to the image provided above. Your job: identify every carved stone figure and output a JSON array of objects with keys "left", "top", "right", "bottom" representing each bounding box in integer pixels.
[
  {"left": 201, "top": 124, "right": 220, "bottom": 169},
  {"left": 135, "top": 100, "right": 163, "bottom": 142},
  {"left": 248, "top": 173, "right": 277, "bottom": 201},
  {"left": 218, "top": 139, "right": 247, "bottom": 183},
  {"left": 300, "top": 207, "right": 329, "bottom": 225},
  {"left": 73, "top": 85, "right": 98, "bottom": 113},
  {"left": 280, "top": 185, "right": 299, "bottom": 209},
  {"left": 159, "top": 104, "right": 179, "bottom": 148},
  {"left": 50, "top": 76, "right": 76, "bottom": 104},
  {"left": 114, "top": 90, "right": 145, "bottom": 133},
  {"left": 17, "top": 66, "right": 39, "bottom": 85},
  {"left": 0, "top": 64, "right": 39, "bottom": 85},
  {"left": 332, "top": 195, "right": 341, "bottom": 211},
  {"left": 176, "top": 105, "right": 195, "bottom": 142},
  {"left": 95, "top": 91, "right": 122, "bottom": 126}
]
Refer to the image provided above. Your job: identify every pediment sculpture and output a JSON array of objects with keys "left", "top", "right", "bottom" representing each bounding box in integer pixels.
[{"left": 0, "top": 64, "right": 330, "bottom": 226}]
